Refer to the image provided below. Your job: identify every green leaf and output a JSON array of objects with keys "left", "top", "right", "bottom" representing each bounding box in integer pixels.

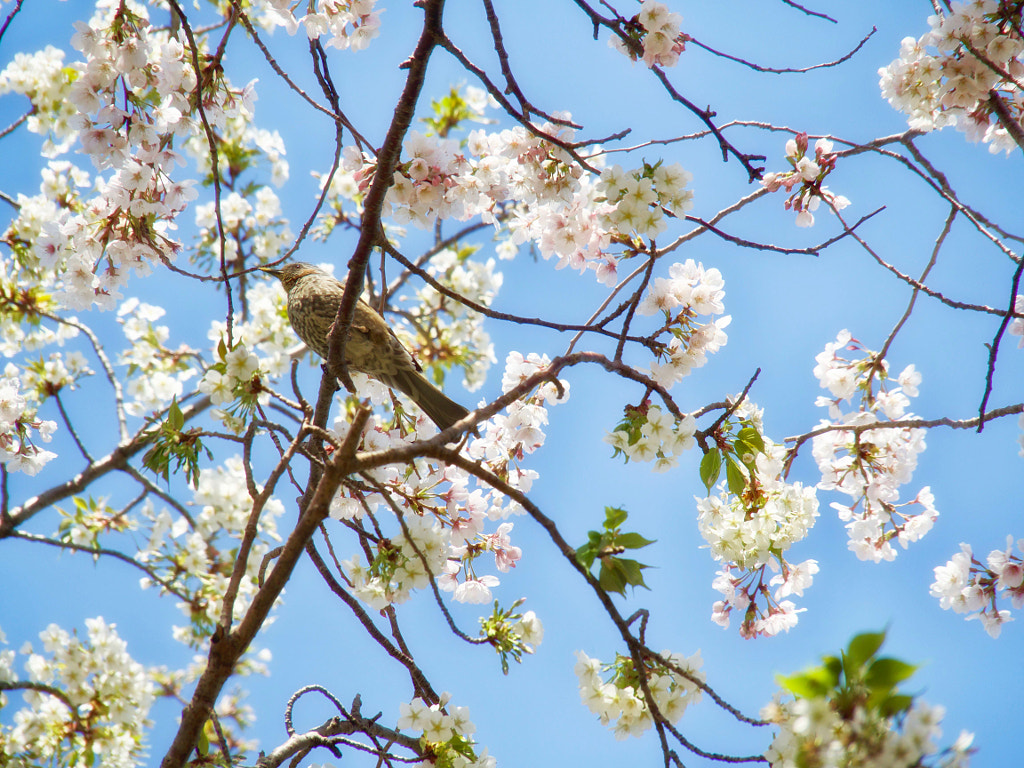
[
  {"left": 877, "top": 693, "right": 915, "bottom": 718},
  {"left": 844, "top": 630, "right": 887, "bottom": 675},
  {"left": 822, "top": 655, "right": 843, "bottom": 683},
  {"left": 575, "top": 543, "right": 596, "bottom": 569},
  {"left": 725, "top": 456, "right": 746, "bottom": 496},
  {"left": 865, "top": 657, "right": 917, "bottom": 691},
  {"left": 700, "top": 448, "right": 722, "bottom": 492},
  {"left": 603, "top": 505, "right": 628, "bottom": 530},
  {"left": 598, "top": 556, "right": 650, "bottom": 596},
  {"left": 599, "top": 561, "right": 627, "bottom": 595},
  {"left": 615, "top": 532, "right": 656, "bottom": 550},
  {"left": 777, "top": 655, "right": 841, "bottom": 699},
  {"left": 168, "top": 397, "right": 184, "bottom": 430},
  {"left": 736, "top": 426, "right": 765, "bottom": 454},
  {"left": 775, "top": 669, "right": 834, "bottom": 699}
]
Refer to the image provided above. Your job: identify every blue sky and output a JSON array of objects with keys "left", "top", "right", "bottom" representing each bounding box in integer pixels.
[{"left": 2, "top": 0, "right": 1023, "bottom": 766}]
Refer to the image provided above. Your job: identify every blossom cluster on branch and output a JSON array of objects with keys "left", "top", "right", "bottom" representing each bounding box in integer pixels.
[{"left": 879, "top": 0, "right": 1024, "bottom": 152}]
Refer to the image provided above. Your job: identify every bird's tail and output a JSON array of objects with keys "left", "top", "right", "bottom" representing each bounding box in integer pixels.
[{"left": 391, "top": 369, "right": 471, "bottom": 432}]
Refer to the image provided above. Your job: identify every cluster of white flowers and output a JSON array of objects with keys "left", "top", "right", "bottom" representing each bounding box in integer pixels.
[
  {"left": 879, "top": 0, "right": 1024, "bottom": 153},
  {"left": 186, "top": 116, "right": 289, "bottom": 191},
  {"left": 597, "top": 162, "right": 694, "bottom": 239},
  {"left": 194, "top": 186, "right": 292, "bottom": 263},
  {"left": 698, "top": 445, "right": 820, "bottom": 571},
  {"left": 340, "top": 116, "right": 625, "bottom": 285},
  {"left": 135, "top": 457, "right": 284, "bottom": 645},
  {"left": 333, "top": 351, "right": 564, "bottom": 607},
  {"left": 343, "top": 512, "right": 453, "bottom": 609},
  {"left": 930, "top": 536, "right": 1024, "bottom": 638},
  {"left": 811, "top": 330, "right": 936, "bottom": 563},
  {"left": 117, "top": 299, "right": 196, "bottom": 417},
  {"left": 0, "top": 366, "right": 58, "bottom": 476},
  {"left": 3, "top": 0, "right": 276, "bottom": 313},
  {"left": 761, "top": 136, "right": 851, "bottom": 227},
  {"left": 764, "top": 696, "right": 973, "bottom": 768},
  {"left": 397, "top": 694, "right": 495, "bottom": 766},
  {"left": 0, "top": 45, "right": 79, "bottom": 156},
  {"left": 573, "top": 649, "right": 704, "bottom": 739},
  {"left": 638, "top": 259, "right": 729, "bottom": 389},
  {"left": 604, "top": 404, "right": 697, "bottom": 472},
  {"left": 46, "top": 3, "right": 210, "bottom": 309},
  {"left": 303, "top": 0, "right": 382, "bottom": 50},
  {"left": 259, "top": 0, "right": 383, "bottom": 51},
  {"left": 197, "top": 343, "right": 263, "bottom": 407},
  {"left": 410, "top": 248, "right": 502, "bottom": 392},
  {"left": 700, "top": 444, "right": 820, "bottom": 638},
  {"left": 208, "top": 271, "right": 303, "bottom": 376},
  {"left": 0, "top": 163, "right": 89, "bottom": 355},
  {"left": 0, "top": 619, "right": 154, "bottom": 768},
  {"left": 609, "top": 1, "right": 688, "bottom": 68},
  {"left": 20, "top": 349, "right": 92, "bottom": 403}
]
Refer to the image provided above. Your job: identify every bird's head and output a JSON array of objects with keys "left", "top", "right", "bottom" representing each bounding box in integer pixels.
[{"left": 259, "top": 262, "right": 328, "bottom": 291}]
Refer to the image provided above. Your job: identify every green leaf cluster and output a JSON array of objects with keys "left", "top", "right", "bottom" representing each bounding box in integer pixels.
[
  {"left": 422, "top": 85, "right": 489, "bottom": 138},
  {"left": 700, "top": 422, "right": 765, "bottom": 496},
  {"left": 141, "top": 398, "right": 211, "bottom": 489},
  {"left": 776, "top": 630, "right": 918, "bottom": 720},
  {"left": 576, "top": 506, "right": 655, "bottom": 596}
]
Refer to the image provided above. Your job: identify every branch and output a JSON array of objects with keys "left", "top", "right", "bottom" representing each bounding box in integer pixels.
[
  {"left": 158, "top": 408, "right": 371, "bottom": 768},
  {"left": 784, "top": 403, "right": 1024, "bottom": 458},
  {"left": 328, "top": 0, "right": 448, "bottom": 407},
  {"left": 689, "top": 26, "right": 873, "bottom": 73},
  {"left": 0, "top": 396, "right": 213, "bottom": 537}
]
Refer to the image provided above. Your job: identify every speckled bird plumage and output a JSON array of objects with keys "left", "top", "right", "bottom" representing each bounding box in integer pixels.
[{"left": 261, "top": 262, "right": 470, "bottom": 431}]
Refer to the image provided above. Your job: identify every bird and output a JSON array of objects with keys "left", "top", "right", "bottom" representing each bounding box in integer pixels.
[{"left": 260, "top": 262, "right": 471, "bottom": 432}]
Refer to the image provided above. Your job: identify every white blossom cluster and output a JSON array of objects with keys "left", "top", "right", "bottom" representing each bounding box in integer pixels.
[
  {"left": 258, "top": 0, "right": 383, "bottom": 51},
  {"left": 397, "top": 694, "right": 496, "bottom": 767},
  {"left": 573, "top": 649, "right": 705, "bottom": 740},
  {"left": 117, "top": 299, "right": 196, "bottom": 417},
  {"left": 879, "top": 0, "right": 1024, "bottom": 153},
  {"left": 0, "top": 46, "right": 79, "bottom": 156},
  {"left": 335, "top": 351, "right": 567, "bottom": 607},
  {"left": 0, "top": 162, "right": 88, "bottom": 355},
  {"left": 194, "top": 185, "right": 293, "bottom": 263},
  {"left": 763, "top": 696, "right": 974, "bottom": 768},
  {"left": 0, "top": 0, "right": 280, "bottom": 313},
  {"left": 0, "top": 619, "right": 155, "bottom": 768},
  {"left": 761, "top": 137, "right": 850, "bottom": 228},
  {"left": 342, "top": 117, "right": 682, "bottom": 286},
  {"left": 609, "top": 1, "right": 688, "bottom": 68},
  {"left": 410, "top": 248, "right": 502, "bottom": 392},
  {"left": 811, "top": 330, "right": 936, "bottom": 563},
  {"left": 640, "top": 259, "right": 729, "bottom": 389},
  {"left": 930, "top": 536, "right": 1024, "bottom": 638},
  {"left": 700, "top": 440, "right": 820, "bottom": 638},
  {"left": 0, "top": 367, "right": 58, "bottom": 475},
  {"left": 597, "top": 162, "right": 694, "bottom": 239},
  {"left": 200, "top": 277, "right": 304, "bottom": 429},
  {"left": 135, "top": 457, "right": 285, "bottom": 646},
  {"left": 697, "top": 443, "right": 819, "bottom": 571},
  {"left": 604, "top": 404, "right": 697, "bottom": 472}
]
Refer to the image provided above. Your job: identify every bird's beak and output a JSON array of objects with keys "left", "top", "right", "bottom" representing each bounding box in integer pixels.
[{"left": 259, "top": 266, "right": 281, "bottom": 278}]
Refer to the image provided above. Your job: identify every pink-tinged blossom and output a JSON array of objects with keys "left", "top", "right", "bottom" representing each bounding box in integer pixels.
[
  {"left": 453, "top": 575, "right": 499, "bottom": 604},
  {"left": 931, "top": 536, "right": 1024, "bottom": 636}
]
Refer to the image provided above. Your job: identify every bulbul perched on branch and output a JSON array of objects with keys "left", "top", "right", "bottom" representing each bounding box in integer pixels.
[{"left": 260, "top": 262, "right": 470, "bottom": 432}]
